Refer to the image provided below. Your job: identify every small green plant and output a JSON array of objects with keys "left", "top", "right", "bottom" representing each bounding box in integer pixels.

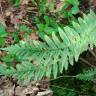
[
  {"left": 0, "top": 24, "right": 8, "bottom": 46},
  {"left": 13, "top": 0, "right": 20, "bottom": 6},
  {"left": 51, "top": 68, "right": 96, "bottom": 96},
  {"left": 35, "top": 15, "right": 58, "bottom": 37},
  {"left": 76, "top": 68, "right": 96, "bottom": 81},
  {"left": 19, "top": 24, "right": 32, "bottom": 35},
  {"left": 61, "top": 0, "right": 80, "bottom": 18}
]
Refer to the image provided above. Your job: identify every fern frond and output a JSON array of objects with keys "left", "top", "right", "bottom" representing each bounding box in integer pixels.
[
  {"left": 1, "top": 10, "right": 96, "bottom": 83},
  {"left": 76, "top": 68, "right": 96, "bottom": 81},
  {"left": 0, "top": 64, "right": 16, "bottom": 76}
]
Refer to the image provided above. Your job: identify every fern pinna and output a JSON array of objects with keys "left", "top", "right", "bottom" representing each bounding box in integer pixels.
[{"left": 0, "top": 10, "right": 96, "bottom": 84}]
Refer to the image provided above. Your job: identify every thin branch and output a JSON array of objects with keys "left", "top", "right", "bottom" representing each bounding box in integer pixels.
[
  {"left": 36, "top": 90, "right": 53, "bottom": 96},
  {"left": 79, "top": 57, "right": 95, "bottom": 68},
  {"left": 50, "top": 75, "right": 76, "bottom": 81},
  {"left": 88, "top": 48, "right": 96, "bottom": 59},
  {"left": 51, "top": 85, "right": 88, "bottom": 95},
  {"left": 0, "top": 1, "right": 2, "bottom": 14}
]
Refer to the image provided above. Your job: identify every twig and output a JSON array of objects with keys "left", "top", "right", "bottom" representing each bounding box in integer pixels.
[
  {"left": 49, "top": 75, "right": 76, "bottom": 81},
  {"left": 36, "top": 90, "right": 53, "bottom": 96},
  {"left": 51, "top": 85, "right": 88, "bottom": 95},
  {"left": 0, "top": 0, "right": 3, "bottom": 15},
  {"left": 79, "top": 57, "right": 95, "bottom": 68},
  {"left": 88, "top": 48, "right": 96, "bottom": 59}
]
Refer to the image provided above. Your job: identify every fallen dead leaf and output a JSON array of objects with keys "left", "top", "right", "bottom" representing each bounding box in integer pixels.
[
  {"left": 29, "top": 32, "right": 39, "bottom": 40},
  {"left": 0, "top": 15, "right": 6, "bottom": 27},
  {"left": 20, "top": 0, "right": 30, "bottom": 5}
]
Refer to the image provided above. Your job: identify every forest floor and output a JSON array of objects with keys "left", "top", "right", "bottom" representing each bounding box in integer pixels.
[{"left": 0, "top": 0, "right": 96, "bottom": 96}]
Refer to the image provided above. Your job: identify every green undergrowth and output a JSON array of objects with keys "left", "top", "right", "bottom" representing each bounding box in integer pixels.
[{"left": 0, "top": 0, "right": 96, "bottom": 96}]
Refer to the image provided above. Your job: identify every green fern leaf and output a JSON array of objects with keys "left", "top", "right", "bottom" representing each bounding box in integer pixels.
[
  {"left": 1, "top": 10, "right": 96, "bottom": 83},
  {"left": 76, "top": 68, "right": 96, "bottom": 81}
]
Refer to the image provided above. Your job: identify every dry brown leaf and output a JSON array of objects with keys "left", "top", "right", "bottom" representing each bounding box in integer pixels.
[
  {"left": 4, "top": 85, "right": 15, "bottom": 96},
  {"left": 0, "top": 15, "right": 6, "bottom": 26},
  {"left": 20, "top": 0, "right": 30, "bottom": 5},
  {"left": 15, "top": 86, "right": 26, "bottom": 96},
  {"left": 15, "top": 86, "right": 39, "bottom": 96},
  {"left": 29, "top": 32, "right": 39, "bottom": 40},
  {"left": 54, "top": 0, "right": 66, "bottom": 12},
  {"left": 23, "top": 86, "right": 39, "bottom": 95},
  {"left": 0, "top": 77, "right": 15, "bottom": 96},
  {"left": 36, "top": 90, "right": 53, "bottom": 96},
  {"left": 91, "top": 0, "right": 96, "bottom": 8}
]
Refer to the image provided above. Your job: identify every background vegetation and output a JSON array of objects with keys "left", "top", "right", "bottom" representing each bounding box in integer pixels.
[{"left": 0, "top": 0, "right": 96, "bottom": 96}]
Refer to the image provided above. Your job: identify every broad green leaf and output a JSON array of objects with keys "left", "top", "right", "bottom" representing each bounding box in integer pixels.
[
  {"left": 15, "top": 0, "right": 20, "bottom": 6},
  {"left": 0, "top": 24, "right": 7, "bottom": 37},
  {"left": 0, "top": 37, "right": 5, "bottom": 46},
  {"left": 71, "top": 6, "right": 79, "bottom": 14}
]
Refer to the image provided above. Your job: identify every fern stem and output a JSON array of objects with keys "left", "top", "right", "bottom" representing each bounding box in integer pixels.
[
  {"left": 50, "top": 75, "right": 76, "bottom": 81},
  {"left": 32, "top": 47, "right": 68, "bottom": 52}
]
